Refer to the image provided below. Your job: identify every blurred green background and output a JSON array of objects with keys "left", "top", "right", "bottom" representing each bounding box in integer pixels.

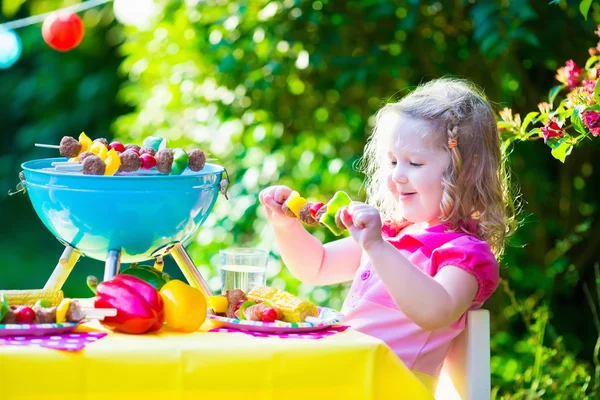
[{"left": 1, "top": 0, "right": 600, "bottom": 398}]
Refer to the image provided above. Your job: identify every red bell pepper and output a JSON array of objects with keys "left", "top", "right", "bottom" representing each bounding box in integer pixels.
[{"left": 92, "top": 274, "right": 165, "bottom": 334}]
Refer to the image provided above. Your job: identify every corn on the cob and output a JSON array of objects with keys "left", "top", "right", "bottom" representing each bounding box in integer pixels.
[
  {"left": 0, "top": 289, "right": 64, "bottom": 307},
  {"left": 247, "top": 286, "right": 318, "bottom": 322}
]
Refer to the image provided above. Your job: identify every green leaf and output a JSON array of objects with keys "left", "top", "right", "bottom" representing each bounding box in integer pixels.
[
  {"left": 549, "top": 85, "right": 564, "bottom": 106},
  {"left": 584, "top": 104, "right": 600, "bottom": 112},
  {"left": 501, "top": 137, "right": 516, "bottom": 154},
  {"left": 2, "top": 0, "right": 25, "bottom": 18},
  {"left": 580, "top": 0, "right": 593, "bottom": 20},
  {"left": 585, "top": 55, "right": 600, "bottom": 69},
  {"left": 522, "top": 128, "right": 542, "bottom": 140},
  {"left": 521, "top": 112, "right": 539, "bottom": 133},
  {"left": 593, "top": 77, "right": 600, "bottom": 104},
  {"left": 550, "top": 141, "right": 573, "bottom": 163},
  {"left": 570, "top": 106, "right": 588, "bottom": 136},
  {"left": 537, "top": 113, "right": 550, "bottom": 124},
  {"left": 498, "top": 121, "right": 515, "bottom": 130}
]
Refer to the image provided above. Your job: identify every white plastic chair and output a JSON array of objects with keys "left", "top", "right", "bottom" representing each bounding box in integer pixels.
[{"left": 435, "top": 309, "right": 491, "bottom": 400}]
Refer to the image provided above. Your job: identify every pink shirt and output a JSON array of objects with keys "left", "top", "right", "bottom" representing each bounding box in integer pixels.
[{"left": 341, "top": 221, "right": 499, "bottom": 376}]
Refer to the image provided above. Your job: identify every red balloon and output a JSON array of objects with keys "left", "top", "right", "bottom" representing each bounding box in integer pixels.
[{"left": 42, "top": 12, "right": 85, "bottom": 52}]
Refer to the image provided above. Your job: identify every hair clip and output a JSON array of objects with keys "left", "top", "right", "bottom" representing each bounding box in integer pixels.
[{"left": 448, "top": 138, "right": 458, "bottom": 149}]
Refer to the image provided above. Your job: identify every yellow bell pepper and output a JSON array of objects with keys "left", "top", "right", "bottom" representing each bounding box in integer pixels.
[
  {"left": 103, "top": 148, "right": 121, "bottom": 176},
  {"left": 159, "top": 280, "right": 207, "bottom": 332},
  {"left": 89, "top": 141, "right": 108, "bottom": 160},
  {"left": 56, "top": 299, "right": 71, "bottom": 323},
  {"left": 78, "top": 132, "right": 93, "bottom": 154},
  {"left": 208, "top": 295, "right": 229, "bottom": 314},
  {"left": 286, "top": 191, "right": 308, "bottom": 217}
]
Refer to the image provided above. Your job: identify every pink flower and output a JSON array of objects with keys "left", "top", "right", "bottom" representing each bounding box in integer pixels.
[
  {"left": 584, "top": 79, "right": 597, "bottom": 94},
  {"left": 556, "top": 60, "right": 583, "bottom": 89},
  {"left": 580, "top": 79, "right": 598, "bottom": 104},
  {"left": 583, "top": 111, "right": 600, "bottom": 137},
  {"left": 541, "top": 120, "right": 565, "bottom": 143}
]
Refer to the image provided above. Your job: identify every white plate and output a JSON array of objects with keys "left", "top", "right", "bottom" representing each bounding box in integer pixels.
[
  {"left": 207, "top": 307, "right": 344, "bottom": 333},
  {"left": 0, "top": 322, "right": 80, "bottom": 337}
]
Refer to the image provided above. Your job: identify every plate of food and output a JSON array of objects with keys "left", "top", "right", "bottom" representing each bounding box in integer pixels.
[
  {"left": 207, "top": 286, "right": 344, "bottom": 333},
  {"left": 0, "top": 295, "right": 115, "bottom": 337}
]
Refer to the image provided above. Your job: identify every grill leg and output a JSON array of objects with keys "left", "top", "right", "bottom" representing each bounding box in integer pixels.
[
  {"left": 169, "top": 242, "right": 212, "bottom": 298},
  {"left": 104, "top": 249, "right": 121, "bottom": 281},
  {"left": 43, "top": 245, "right": 81, "bottom": 290}
]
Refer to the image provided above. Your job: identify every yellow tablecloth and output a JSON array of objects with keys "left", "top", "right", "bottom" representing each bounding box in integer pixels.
[{"left": 1, "top": 320, "right": 433, "bottom": 400}]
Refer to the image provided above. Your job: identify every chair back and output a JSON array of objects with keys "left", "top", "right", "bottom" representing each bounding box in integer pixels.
[{"left": 435, "top": 309, "right": 491, "bottom": 400}]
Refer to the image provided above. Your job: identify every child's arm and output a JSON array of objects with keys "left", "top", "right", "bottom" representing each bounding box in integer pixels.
[
  {"left": 260, "top": 186, "right": 362, "bottom": 285},
  {"left": 341, "top": 203, "right": 478, "bottom": 331}
]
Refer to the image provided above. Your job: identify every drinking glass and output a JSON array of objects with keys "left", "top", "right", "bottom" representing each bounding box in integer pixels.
[{"left": 219, "top": 248, "right": 268, "bottom": 293}]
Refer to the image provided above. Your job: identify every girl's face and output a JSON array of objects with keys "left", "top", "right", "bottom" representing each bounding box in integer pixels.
[{"left": 382, "top": 113, "right": 451, "bottom": 226}]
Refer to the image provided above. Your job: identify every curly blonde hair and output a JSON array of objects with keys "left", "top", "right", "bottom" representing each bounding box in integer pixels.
[{"left": 359, "top": 77, "right": 518, "bottom": 257}]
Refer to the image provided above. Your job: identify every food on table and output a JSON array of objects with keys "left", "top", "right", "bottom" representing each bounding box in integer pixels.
[
  {"left": 208, "top": 295, "right": 228, "bottom": 314},
  {"left": 108, "top": 141, "right": 126, "bottom": 153},
  {"left": 170, "top": 148, "right": 189, "bottom": 175},
  {"left": 188, "top": 149, "right": 207, "bottom": 172},
  {"left": 94, "top": 138, "right": 110, "bottom": 148},
  {"left": 119, "top": 264, "right": 171, "bottom": 290},
  {"left": 141, "top": 136, "right": 165, "bottom": 151},
  {"left": 140, "top": 147, "right": 156, "bottom": 157},
  {"left": 0, "top": 295, "right": 8, "bottom": 321},
  {"left": 16, "top": 306, "right": 36, "bottom": 323},
  {"left": 103, "top": 149, "right": 122, "bottom": 176},
  {"left": 77, "top": 151, "right": 94, "bottom": 163},
  {"left": 119, "top": 150, "right": 142, "bottom": 172},
  {"left": 0, "top": 289, "right": 64, "bottom": 307},
  {"left": 139, "top": 153, "right": 157, "bottom": 170},
  {"left": 225, "top": 289, "right": 247, "bottom": 319},
  {"left": 209, "top": 286, "right": 319, "bottom": 324},
  {"left": 82, "top": 155, "right": 106, "bottom": 175},
  {"left": 91, "top": 274, "right": 164, "bottom": 334},
  {"left": 34, "top": 299, "right": 53, "bottom": 308},
  {"left": 15, "top": 306, "right": 35, "bottom": 324},
  {"left": 247, "top": 286, "right": 318, "bottom": 322},
  {"left": 59, "top": 136, "right": 82, "bottom": 158},
  {"left": 125, "top": 143, "right": 141, "bottom": 152},
  {"left": 239, "top": 302, "right": 282, "bottom": 322},
  {"left": 159, "top": 280, "right": 207, "bottom": 332},
  {"left": 59, "top": 132, "right": 93, "bottom": 158},
  {"left": 155, "top": 148, "right": 174, "bottom": 174},
  {"left": 50, "top": 134, "right": 210, "bottom": 176},
  {"left": 89, "top": 141, "right": 108, "bottom": 160},
  {"left": 34, "top": 305, "right": 56, "bottom": 323},
  {"left": 56, "top": 298, "right": 86, "bottom": 323},
  {"left": 0, "top": 294, "right": 86, "bottom": 325}
]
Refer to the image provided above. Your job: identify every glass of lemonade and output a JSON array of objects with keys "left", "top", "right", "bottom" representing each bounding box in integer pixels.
[{"left": 219, "top": 248, "right": 269, "bottom": 293}]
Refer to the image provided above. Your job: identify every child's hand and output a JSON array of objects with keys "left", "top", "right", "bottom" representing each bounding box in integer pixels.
[
  {"left": 341, "top": 202, "right": 383, "bottom": 251},
  {"left": 258, "top": 185, "right": 298, "bottom": 228}
]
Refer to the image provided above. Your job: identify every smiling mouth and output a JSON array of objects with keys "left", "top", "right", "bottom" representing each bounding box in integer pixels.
[{"left": 399, "top": 192, "right": 416, "bottom": 200}]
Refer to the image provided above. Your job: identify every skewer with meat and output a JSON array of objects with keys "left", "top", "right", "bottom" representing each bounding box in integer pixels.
[{"left": 0, "top": 297, "right": 114, "bottom": 325}]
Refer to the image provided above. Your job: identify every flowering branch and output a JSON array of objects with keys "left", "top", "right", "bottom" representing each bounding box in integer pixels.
[{"left": 498, "top": 26, "right": 600, "bottom": 162}]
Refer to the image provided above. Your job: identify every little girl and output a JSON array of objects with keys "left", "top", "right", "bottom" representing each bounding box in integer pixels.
[{"left": 259, "top": 78, "right": 516, "bottom": 392}]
